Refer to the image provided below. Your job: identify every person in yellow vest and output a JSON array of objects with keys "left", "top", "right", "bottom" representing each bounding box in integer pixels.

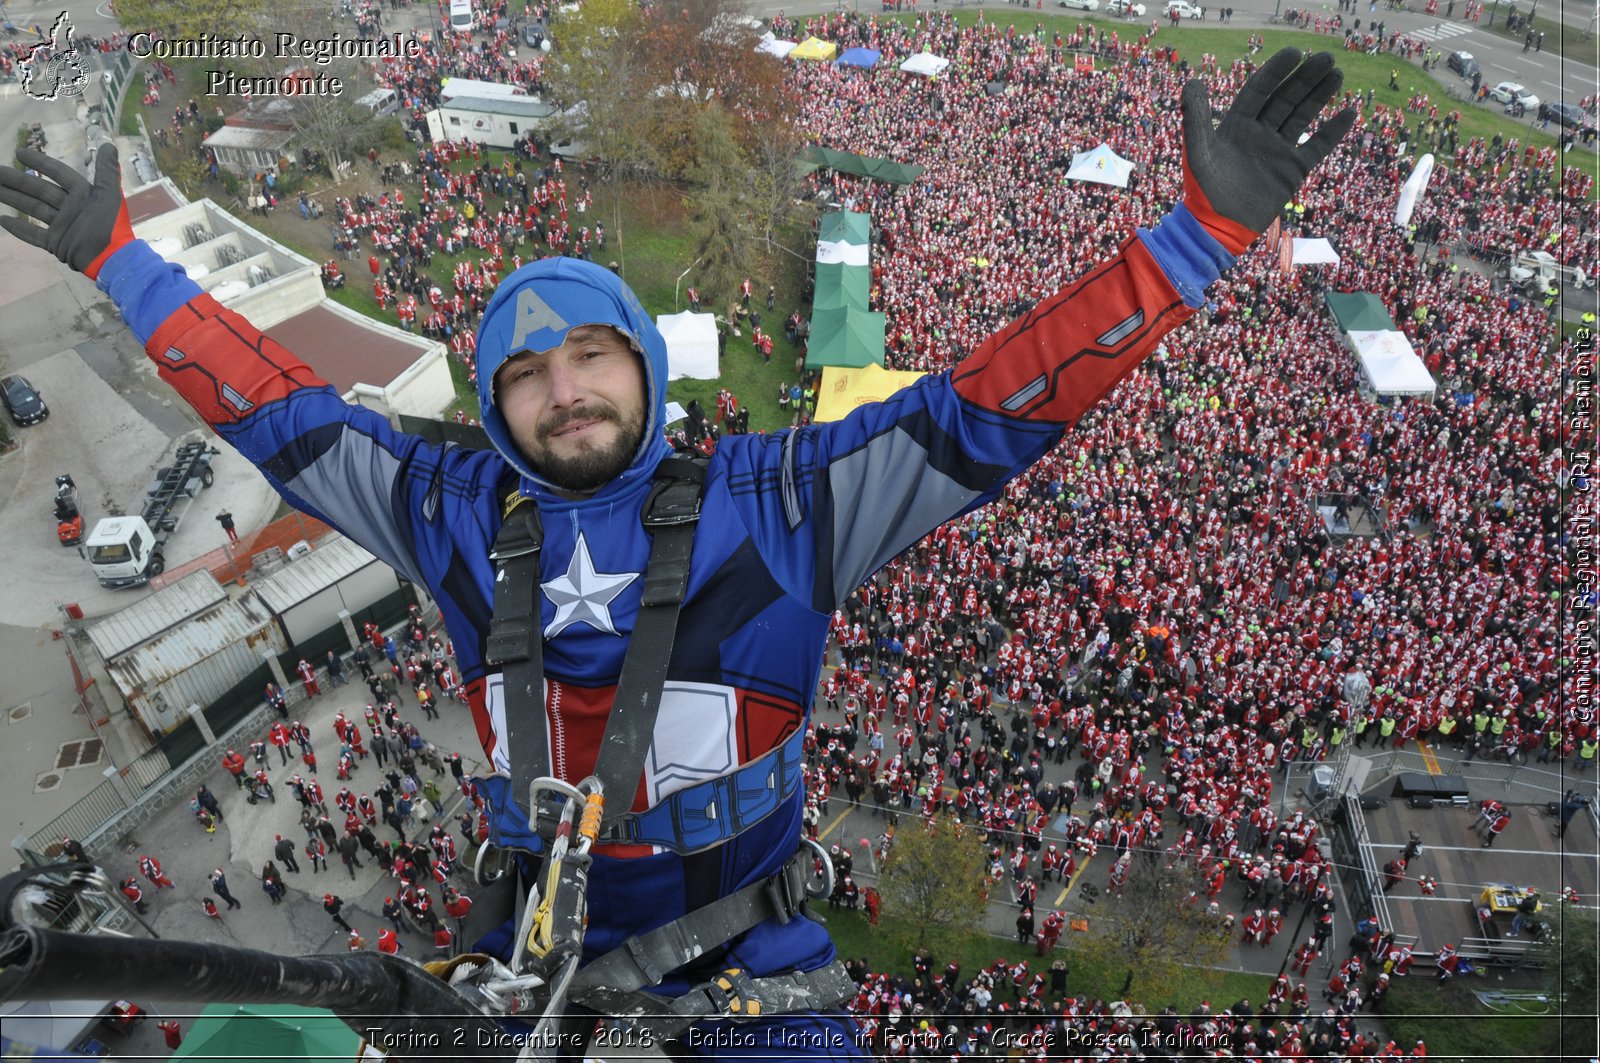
[
  {"left": 1577, "top": 737, "right": 1598, "bottom": 773},
  {"left": 1352, "top": 712, "right": 1371, "bottom": 749},
  {"left": 1375, "top": 714, "right": 1397, "bottom": 749},
  {"left": 1537, "top": 727, "right": 1564, "bottom": 763},
  {"left": 1328, "top": 722, "right": 1346, "bottom": 752},
  {"left": 1435, "top": 713, "right": 1457, "bottom": 747},
  {"left": 1581, "top": 310, "right": 1596, "bottom": 331}
]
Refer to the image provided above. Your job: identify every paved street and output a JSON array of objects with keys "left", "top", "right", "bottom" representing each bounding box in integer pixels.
[{"left": 67, "top": 665, "right": 493, "bottom": 1060}]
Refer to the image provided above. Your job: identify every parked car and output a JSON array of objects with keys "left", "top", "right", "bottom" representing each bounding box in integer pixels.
[
  {"left": 1546, "top": 101, "right": 1592, "bottom": 130},
  {"left": 1107, "top": 0, "right": 1148, "bottom": 14},
  {"left": 1166, "top": 0, "right": 1205, "bottom": 17},
  {"left": 522, "top": 17, "right": 548, "bottom": 48},
  {"left": 1058, "top": 0, "right": 1100, "bottom": 11},
  {"left": 0, "top": 375, "right": 48, "bottom": 426},
  {"left": 1445, "top": 50, "right": 1479, "bottom": 79},
  {"left": 1489, "top": 81, "right": 1540, "bottom": 113}
]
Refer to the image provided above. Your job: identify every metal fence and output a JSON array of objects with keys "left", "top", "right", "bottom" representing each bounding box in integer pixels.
[
  {"left": 1329, "top": 792, "right": 1405, "bottom": 943},
  {"left": 99, "top": 50, "right": 136, "bottom": 134},
  {"left": 23, "top": 783, "right": 133, "bottom": 862},
  {"left": 20, "top": 604, "right": 425, "bottom": 865}
]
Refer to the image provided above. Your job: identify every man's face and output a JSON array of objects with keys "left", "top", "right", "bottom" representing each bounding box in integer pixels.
[{"left": 494, "top": 324, "right": 647, "bottom": 495}]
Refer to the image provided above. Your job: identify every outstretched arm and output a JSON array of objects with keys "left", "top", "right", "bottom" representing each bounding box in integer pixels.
[
  {"left": 953, "top": 48, "right": 1356, "bottom": 425},
  {"left": 747, "top": 50, "right": 1356, "bottom": 607},
  {"left": 0, "top": 144, "right": 498, "bottom": 589}
]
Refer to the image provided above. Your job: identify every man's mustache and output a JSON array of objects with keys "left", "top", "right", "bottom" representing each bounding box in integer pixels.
[{"left": 539, "top": 405, "right": 620, "bottom": 439}]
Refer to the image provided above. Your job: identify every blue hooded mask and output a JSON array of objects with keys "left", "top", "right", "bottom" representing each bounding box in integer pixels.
[{"left": 475, "top": 257, "right": 670, "bottom": 498}]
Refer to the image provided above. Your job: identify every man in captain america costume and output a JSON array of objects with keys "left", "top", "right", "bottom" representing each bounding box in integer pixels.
[{"left": 0, "top": 49, "right": 1352, "bottom": 1058}]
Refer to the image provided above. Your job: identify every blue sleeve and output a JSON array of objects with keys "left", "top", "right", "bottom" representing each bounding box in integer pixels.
[
  {"left": 1135, "top": 203, "right": 1236, "bottom": 308},
  {"left": 95, "top": 239, "right": 205, "bottom": 346}
]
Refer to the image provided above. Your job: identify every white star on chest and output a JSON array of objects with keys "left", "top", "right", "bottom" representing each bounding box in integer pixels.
[{"left": 542, "top": 532, "right": 639, "bottom": 638}]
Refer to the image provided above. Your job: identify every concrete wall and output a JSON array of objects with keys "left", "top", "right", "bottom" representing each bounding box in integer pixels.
[
  {"left": 133, "top": 199, "right": 323, "bottom": 330},
  {"left": 384, "top": 343, "right": 456, "bottom": 419}
]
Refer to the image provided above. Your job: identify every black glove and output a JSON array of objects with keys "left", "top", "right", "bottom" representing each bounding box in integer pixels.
[
  {"left": 0, "top": 143, "right": 135, "bottom": 278},
  {"left": 1181, "top": 49, "right": 1357, "bottom": 255}
]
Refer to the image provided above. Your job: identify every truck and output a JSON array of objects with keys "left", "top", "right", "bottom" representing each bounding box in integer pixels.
[
  {"left": 1508, "top": 250, "right": 1591, "bottom": 295},
  {"left": 84, "top": 440, "right": 219, "bottom": 588}
]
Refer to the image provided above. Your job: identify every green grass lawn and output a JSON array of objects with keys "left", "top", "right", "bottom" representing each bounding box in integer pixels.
[
  {"left": 1379, "top": 974, "right": 1582, "bottom": 1061},
  {"left": 825, "top": 909, "right": 1274, "bottom": 1011}
]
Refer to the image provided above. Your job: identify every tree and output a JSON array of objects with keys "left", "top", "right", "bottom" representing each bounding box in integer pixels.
[
  {"left": 1078, "top": 850, "right": 1230, "bottom": 1000},
  {"left": 1540, "top": 904, "right": 1598, "bottom": 1049},
  {"left": 684, "top": 103, "right": 758, "bottom": 304},
  {"left": 113, "top": 0, "right": 273, "bottom": 41},
  {"left": 875, "top": 815, "right": 989, "bottom": 955},
  {"left": 285, "top": 56, "right": 381, "bottom": 183},
  {"left": 549, "top": 0, "right": 640, "bottom": 69},
  {"left": 744, "top": 117, "right": 806, "bottom": 254}
]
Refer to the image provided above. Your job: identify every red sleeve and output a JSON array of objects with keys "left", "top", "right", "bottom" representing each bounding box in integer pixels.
[{"left": 950, "top": 236, "right": 1194, "bottom": 424}]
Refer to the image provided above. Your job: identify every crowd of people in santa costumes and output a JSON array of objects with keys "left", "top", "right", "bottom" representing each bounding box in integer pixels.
[
  {"left": 304, "top": 2, "right": 611, "bottom": 403},
  {"left": 837, "top": 948, "right": 1433, "bottom": 1060},
  {"left": 758, "top": 9, "right": 1592, "bottom": 1053},
  {"left": 783, "top": 5, "right": 1587, "bottom": 862},
  {"left": 95, "top": 605, "right": 492, "bottom": 961}
]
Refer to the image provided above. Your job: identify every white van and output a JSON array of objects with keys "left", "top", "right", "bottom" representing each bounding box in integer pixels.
[
  {"left": 355, "top": 87, "right": 399, "bottom": 118},
  {"left": 448, "top": 0, "right": 474, "bottom": 33}
]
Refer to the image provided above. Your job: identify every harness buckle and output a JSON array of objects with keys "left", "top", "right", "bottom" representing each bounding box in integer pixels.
[
  {"left": 763, "top": 860, "right": 803, "bottom": 926},
  {"left": 622, "top": 934, "right": 665, "bottom": 986},
  {"left": 642, "top": 478, "right": 704, "bottom": 529},
  {"left": 703, "top": 968, "right": 764, "bottom": 1021},
  {"left": 485, "top": 615, "right": 537, "bottom": 666}
]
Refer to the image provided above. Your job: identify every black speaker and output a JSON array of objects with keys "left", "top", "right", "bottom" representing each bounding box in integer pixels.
[{"left": 1406, "top": 795, "right": 1435, "bottom": 809}]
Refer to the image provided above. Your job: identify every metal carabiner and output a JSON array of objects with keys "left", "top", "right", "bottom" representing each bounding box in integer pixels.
[
  {"left": 473, "top": 839, "right": 514, "bottom": 888},
  {"left": 800, "top": 836, "right": 835, "bottom": 901},
  {"left": 513, "top": 776, "right": 606, "bottom": 978}
]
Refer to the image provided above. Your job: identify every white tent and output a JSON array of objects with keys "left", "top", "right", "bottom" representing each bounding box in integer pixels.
[
  {"left": 1395, "top": 153, "right": 1435, "bottom": 229},
  {"left": 1292, "top": 237, "right": 1340, "bottom": 266},
  {"left": 657, "top": 311, "right": 719, "bottom": 381},
  {"left": 1065, "top": 144, "right": 1135, "bottom": 189},
  {"left": 1346, "top": 329, "right": 1437, "bottom": 397},
  {"left": 899, "top": 52, "right": 950, "bottom": 77},
  {"left": 758, "top": 37, "right": 797, "bottom": 57}
]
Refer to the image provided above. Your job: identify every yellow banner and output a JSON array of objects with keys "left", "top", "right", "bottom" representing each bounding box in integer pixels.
[{"left": 813, "top": 364, "right": 927, "bottom": 423}]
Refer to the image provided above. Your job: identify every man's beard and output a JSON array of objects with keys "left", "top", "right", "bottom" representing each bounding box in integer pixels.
[{"left": 524, "top": 405, "right": 645, "bottom": 493}]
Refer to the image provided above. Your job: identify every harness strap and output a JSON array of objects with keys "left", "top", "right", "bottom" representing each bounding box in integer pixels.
[
  {"left": 567, "top": 850, "right": 853, "bottom": 1035},
  {"left": 486, "top": 501, "right": 548, "bottom": 801},
  {"left": 480, "top": 728, "right": 806, "bottom": 854},
  {"left": 571, "top": 849, "right": 814, "bottom": 998},
  {"left": 591, "top": 457, "right": 705, "bottom": 824}
]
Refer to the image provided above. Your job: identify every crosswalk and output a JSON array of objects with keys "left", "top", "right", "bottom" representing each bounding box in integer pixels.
[{"left": 1410, "top": 21, "right": 1475, "bottom": 42}]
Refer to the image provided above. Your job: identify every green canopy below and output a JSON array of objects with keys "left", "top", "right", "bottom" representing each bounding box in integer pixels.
[
  {"left": 813, "top": 262, "right": 870, "bottom": 311},
  {"left": 800, "top": 145, "right": 924, "bottom": 185},
  {"left": 818, "top": 211, "right": 871, "bottom": 247},
  {"left": 1324, "top": 291, "right": 1398, "bottom": 333},
  {"left": 173, "top": 1003, "right": 361, "bottom": 1063},
  {"left": 806, "top": 306, "right": 886, "bottom": 369}
]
